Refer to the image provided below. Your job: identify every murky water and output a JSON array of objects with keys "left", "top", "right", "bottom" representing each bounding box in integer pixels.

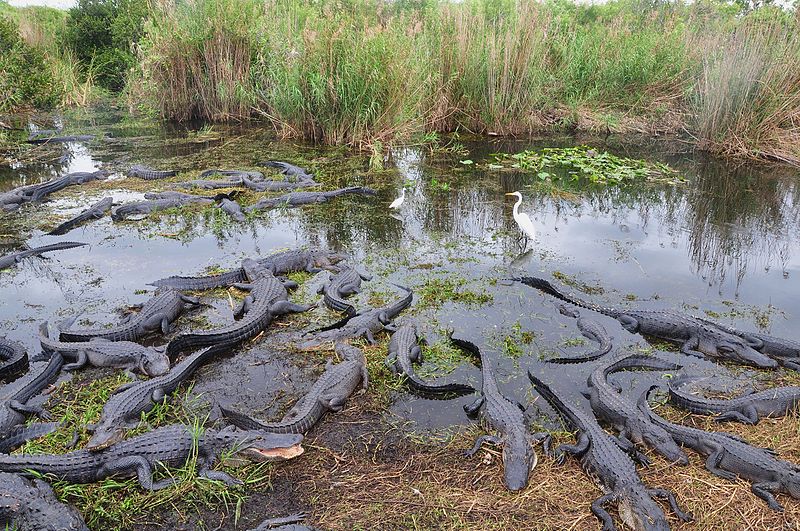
[{"left": 1, "top": 109, "right": 799, "bottom": 435}]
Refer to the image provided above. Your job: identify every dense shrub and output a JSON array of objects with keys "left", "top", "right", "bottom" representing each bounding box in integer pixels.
[{"left": 0, "top": 16, "right": 60, "bottom": 112}]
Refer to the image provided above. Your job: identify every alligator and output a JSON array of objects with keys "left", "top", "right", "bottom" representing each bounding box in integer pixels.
[
  {"left": 385, "top": 321, "right": 474, "bottom": 396},
  {"left": 298, "top": 284, "right": 413, "bottom": 349},
  {"left": 126, "top": 164, "right": 178, "bottom": 180},
  {"left": 639, "top": 386, "right": 800, "bottom": 512},
  {"left": 26, "top": 134, "right": 95, "bottom": 145},
  {"left": 87, "top": 345, "right": 225, "bottom": 449},
  {"left": 548, "top": 305, "right": 613, "bottom": 363},
  {"left": 0, "top": 423, "right": 61, "bottom": 453},
  {"left": 695, "top": 317, "right": 800, "bottom": 369},
  {"left": 165, "top": 259, "right": 311, "bottom": 357},
  {"left": 47, "top": 196, "right": 113, "bottom": 236},
  {"left": 40, "top": 321, "right": 170, "bottom": 377},
  {"left": 0, "top": 185, "right": 38, "bottom": 211},
  {"left": 247, "top": 514, "right": 319, "bottom": 531},
  {"left": 178, "top": 177, "right": 244, "bottom": 190},
  {"left": 585, "top": 352, "right": 688, "bottom": 465},
  {"left": 0, "top": 337, "right": 28, "bottom": 382},
  {"left": 218, "top": 197, "right": 246, "bottom": 222},
  {"left": 0, "top": 424, "right": 304, "bottom": 490},
  {"left": 150, "top": 248, "right": 347, "bottom": 291},
  {"left": 320, "top": 264, "right": 371, "bottom": 317},
  {"left": 246, "top": 187, "right": 377, "bottom": 212},
  {"left": 27, "top": 171, "right": 110, "bottom": 203},
  {"left": 259, "top": 161, "right": 315, "bottom": 181},
  {"left": 449, "top": 335, "right": 537, "bottom": 491},
  {"left": 528, "top": 372, "right": 693, "bottom": 530},
  {"left": 242, "top": 176, "right": 320, "bottom": 192},
  {"left": 0, "top": 472, "right": 88, "bottom": 531},
  {"left": 0, "top": 353, "right": 63, "bottom": 441},
  {"left": 58, "top": 290, "right": 200, "bottom": 342},
  {"left": 668, "top": 375, "right": 800, "bottom": 425},
  {"left": 222, "top": 341, "right": 367, "bottom": 434},
  {"left": 513, "top": 276, "right": 777, "bottom": 368},
  {"left": 111, "top": 194, "right": 216, "bottom": 221},
  {"left": 0, "top": 242, "right": 87, "bottom": 270},
  {"left": 200, "top": 169, "right": 265, "bottom": 180}
]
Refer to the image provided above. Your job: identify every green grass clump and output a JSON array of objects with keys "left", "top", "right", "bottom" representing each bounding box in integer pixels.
[{"left": 416, "top": 276, "right": 493, "bottom": 309}]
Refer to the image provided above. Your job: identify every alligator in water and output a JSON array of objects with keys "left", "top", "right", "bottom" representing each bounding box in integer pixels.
[
  {"left": 640, "top": 386, "right": 800, "bottom": 511},
  {"left": 27, "top": 171, "right": 109, "bottom": 203},
  {"left": 0, "top": 353, "right": 62, "bottom": 442},
  {"left": 26, "top": 134, "right": 95, "bottom": 145},
  {"left": 0, "top": 424, "right": 304, "bottom": 490},
  {"left": 151, "top": 248, "right": 347, "bottom": 292},
  {"left": 58, "top": 290, "right": 199, "bottom": 342},
  {"left": 0, "top": 337, "right": 28, "bottom": 382},
  {"left": 585, "top": 352, "right": 688, "bottom": 465},
  {"left": 246, "top": 187, "right": 377, "bottom": 212},
  {"left": 0, "top": 472, "right": 88, "bottom": 531},
  {"left": 111, "top": 192, "right": 219, "bottom": 221},
  {"left": 259, "top": 161, "right": 315, "bottom": 181},
  {"left": 126, "top": 164, "right": 178, "bottom": 180},
  {"left": 450, "top": 335, "right": 537, "bottom": 491},
  {"left": 548, "top": 305, "right": 613, "bottom": 363},
  {"left": 299, "top": 284, "right": 412, "bottom": 349},
  {"left": 319, "top": 264, "right": 371, "bottom": 317},
  {"left": 39, "top": 321, "right": 170, "bottom": 377},
  {"left": 87, "top": 345, "right": 225, "bottom": 449},
  {"left": 385, "top": 321, "right": 474, "bottom": 396},
  {"left": 218, "top": 197, "right": 246, "bottom": 222},
  {"left": 242, "top": 175, "right": 320, "bottom": 192},
  {"left": 513, "top": 276, "right": 777, "bottom": 368},
  {"left": 695, "top": 317, "right": 800, "bottom": 369},
  {"left": 529, "top": 372, "right": 693, "bottom": 530},
  {"left": 0, "top": 242, "right": 87, "bottom": 270},
  {"left": 165, "top": 259, "right": 311, "bottom": 357},
  {"left": 668, "top": 375, "right": 800, "bottom": 425},
  {"left": 222, "top": 342, "right": 367, "bottom": 434},
  {"left": 47, "top": 196, "right": 113, "bottom": 236}
]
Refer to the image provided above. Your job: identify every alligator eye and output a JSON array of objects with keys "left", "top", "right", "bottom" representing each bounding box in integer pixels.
[{"left": 718, "top": 345, "right": 734, "bottom": 353}]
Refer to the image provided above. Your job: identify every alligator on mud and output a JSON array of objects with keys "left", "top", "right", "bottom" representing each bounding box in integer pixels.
[
  {"left": 126, "top": 164, "right": 178, "bottom": 180},
  {"left": 0, "top": 337, "right": 28, "bottom": 382},
  {"left": 200, "top": 169, "right": 265, "bottom": 180},
  {"left": 513, "top": 276, "right": 777, "bottom": 368},
  {"left": 547, "top": 305, "right": 613, "bottom": 363},
  {"left": 640, "top": 386, "right": 800, "bottom": 511},
  {"left": 451, "top": 335, "right": 538, "bottom": 491},
  {"left": 319, "top": 264, "right": 371, "bottom": 317},
  {"left": 178, "top": 177, "right": 244, "bottom": 190},
  {"left": 47, "top": 196, "right": 113, "bottom": 236},
  {"left": 529, "top": 372, "right": 693, "bottom": 530},
  {"left": 217, "top": 196, "right": 246, "bottom": 222},
  {"left": 0, "top": 353, "right": 63, "bottom": 443},
  {"left": 245, "top": 187, "right": 376, "bottom": 212},
  {"left": 222, "top": 341, "right": 367, "bottom": 434},
  {"left": 0, "top": 242, "right": 87, "bottom": 271},
  {"left": 27, "top": 171, "right": 109, "bottom": 203},
  {"left": 0, "top": 472, "right": 88, "bottom": 531},
  {"left": 0, "top": 424, "right": 304, "bottom": 490},
  {"left": 258, "top": 161, "right": 315, "bottom": 181}
]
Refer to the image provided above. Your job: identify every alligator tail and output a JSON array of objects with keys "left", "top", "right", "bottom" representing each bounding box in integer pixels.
[
  {"left": 636, "top": 385, "right": 664, "bottom": 420},
  {"left": 511, "top": 276, "right": 619, "bottom": 318},
  {"left": 527, "top": 371, "right": 582, "bottom": 432},
  {"left": 220, "top": 405, "right": 273, "bottom": 431},
  {"left": 20, "top": 241, "right": 87, "bottom": 259},
  {"left": 0, "top": 422, "right": 60, "bottom": 453},
  {"left": 604, "top": 354, "right": 682, "bottom": 375},
  {"left": 406, "top": 374, "right": 475, "bottom": 397}
]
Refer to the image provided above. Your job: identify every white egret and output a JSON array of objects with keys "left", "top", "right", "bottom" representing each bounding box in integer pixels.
[
  {"left": 505, "top": 191, "right": 536, "bottom": 246},
  {"left": 389, "top": 187, "right": 406, "bottom": 209}
]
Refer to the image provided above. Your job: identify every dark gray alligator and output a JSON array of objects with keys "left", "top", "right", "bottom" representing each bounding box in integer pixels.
[
  {"left": 0, "top": 424, "right": 304, "bottom": 490},
  {"left": 40, "top": 321, "right": 170, "bottom": 377},
  {"left": 548, "top": 305, "right": 613, "bottom": 363},
  {"left": 585, "top": 352, "right": 687, "bottom": 465},
  {"left": 58, "top": 290, "right": 199, "bottom": 342},
  {"left": 259, "top": 161, "right": 315, "bottom": 181},
  {"left": 111, "top": 193, "right": 215, "bottom": 221},
  {"left": 513, "top": 276, "right": 777, "bottom": 368},
  {"left": 529, "top": 372, "right": 692, "bottom": 530},
  {"left": 385, "top": 321, "right": 474, "bottom": 396},
  {"left": 0, "top": 353, "right": 62, "bottom": 441},
  {"left": 0, "top": 472, "right": 88, "bottom": 531},
  {"left": 165, "top": 259, "right": 311, "bottom": 357},
  {"left": 200, "top": 169, "right": 264, "bottom": 180},
  {"left": 0, "top": 184, "right": 39, "bottom": 211},
  {"left": 668, "top": 375, "right": 800, "bottom": 425},
  {"left": 150, "top": 248, "right": 347, "bottom": 291},
  {"left": 299, "top": 284, "right": 413, "bottom": 349},
  {"left": 222, "top": 341, "right": 367, "bottom": 434},
  {"left": 246, "top": 187, "right": 377, "bottom": 212},
  {"left": 320, "top": 264, "right": 371, "bottom": 317},
  {"left": 246, "top": 513, "right": 317, "bottom": 531},
  {"left": 127, "top": 164, "right": 178, "bottom": 180},
  {"left": 0, "top": 422, "right": 61, "bottom": 453},
  {"left": 26, "top": 134, "right": 95, "bottom": 145},
  {"left": 695, "top": 317, "right": 800, "bottom": 369},
  {"left": 0, "top": 242, "right": 87, "bottom": 270},
  {"left": 640, "top": 386, "right": 800, "bottom": 511},
  {"left": 449, "top": 335, "right": 537, "bottom": 491},
  {"left": 0, "top": 337, "right": 28, "bottom": 382},
  {"left": 178, "top": 177, "right": 244, "bottom": 190},
  {"left": 47, "top": 196, "right": 113, "bottom": 236},
  {"left": 87, "top": 345, "right": 224, "bottom": 449},
  {"left": 218, "top": 197, "right": 246, "bottom": 222},
  {"left": 28, "top": 171, "right": 109, "bottom": 203},
  {"left": 242, "top": 176, "right": 319, "bottom": 192}
]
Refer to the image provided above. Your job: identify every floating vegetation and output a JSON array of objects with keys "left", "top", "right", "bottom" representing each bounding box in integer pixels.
[
  {"left": 416, "top": 276, "right": 493, "bottom": 309},
  {"left": 552, "top": 271, "right": 604, "bottom": 296}
]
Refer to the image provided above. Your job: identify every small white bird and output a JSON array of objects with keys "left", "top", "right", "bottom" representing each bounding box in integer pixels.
[
  {"left": 505, "top": 191, "right": 536, "bottom": 244},
  {"left": 389, "top": 187, "right": 406, "bottom": 209}
]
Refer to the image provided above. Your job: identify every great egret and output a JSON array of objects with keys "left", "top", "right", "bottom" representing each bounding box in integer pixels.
[
  {"left": 390, "top": 188, "right": 406, "bottom": 209},
  {"left": 505, "top": 191, "right": 536, "bottom": 245}
]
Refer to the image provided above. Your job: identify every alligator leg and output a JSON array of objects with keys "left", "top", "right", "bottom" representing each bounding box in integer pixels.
[
  {"left": 465, "top": 434, "right": 502, "bottom": 457},
  {"left": 780, "top": 359, "right": 800, "bottom": 371},
  {"left": 616, "top": 314, "right": 641, "bottom": 333},
  {"left": 680, "top": 336, "right": 705, "bottom": 358},
  {"left": 704, "top": 446, "right": 736, "bottom": 480},
  {"left": 233, "top": 296, "right": 253, "bottom": 318},
  {"left": 141, "top": 313, "right": 171, "bottom": 335},
  {"left": 271, "top": 301, "right": 314, "bottom": 314},
  {"left": 151, "top": 387, "right": 168, "bottom": 403},
  {"left": 648, "top": 488, "right": 693, "bottom": 521},
  {"left": 8, "top": 400, "right": 49, "bottom": 419},
  {"left": 199, "top": 468, "right": 243, "bottom": 486},
  {"left": 463, "top": 396, "right": 485, "bottom": 417},
  {"left": 99, "top": 455, "right": 173, "bottom": 490},
  {"left": 614, "top": 433, "right": 651, "bottom": 467},
  {"left": 714, "top": 408, "right": 758, "bottom": 425},
  {"left": 63, "top": 350, "right": 89, "bottom": 371},
  {"left": 180, "top": 294, "right": 201, "bottom": 306},
  {"left": 751, "top": 482, "right": 785, "bottom": 512},
  {"left": 589, "top": 493, "right": 617, "bottom": 531},
  {"left": 555, "top": 433, "right": 590, "bottom": 464},
  {"left": 361, "top": 365, "right": 369, "bottom": 390},
  {"left": 410, "top": 345, "right": 423, "bottom": 364}
]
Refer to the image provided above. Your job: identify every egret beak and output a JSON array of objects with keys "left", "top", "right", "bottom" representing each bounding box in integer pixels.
[{"left": 505, "top": 192, "right": 515, "bottom": 196}]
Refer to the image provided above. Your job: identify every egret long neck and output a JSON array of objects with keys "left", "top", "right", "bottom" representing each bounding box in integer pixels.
[{"left": 512, "top": 196, "right": 522, "bottom": 216}]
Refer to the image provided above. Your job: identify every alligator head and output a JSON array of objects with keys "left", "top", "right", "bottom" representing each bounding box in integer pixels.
[
  {"left": 502, "top": 436, "right": 537, "bottom": 491},
  {"left": 140, "top": 347, "right": 170, "bottom": 377},
  {"left": 781, "top": 466, "right": 800, "bottom": 499},
  {"left": 313, "top": 251, "right": 348, "bottom": 272},
  {"left": 712, "top": 338, "right": 777, "bottom": 369},
  {"left": 214, "top": 426, "right": 304, "bottom": 462}
]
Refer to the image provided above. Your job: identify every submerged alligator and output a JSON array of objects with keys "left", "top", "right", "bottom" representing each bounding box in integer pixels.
[
  {"left": 529, "top": 372, "right": 693, "bottom": 530},
  {"left": 0, "top": 472, "right": 88, "bottom": 531},
  {"left": 385, "top": 321, "right": 474, "bottom": 396},
  {"left": 0, "top": 353, "right": 63, "bottom": 440},
  {"left": 27, "top": 170, "right": 109, "bottom": 203},
  {"left": 222, "top": 341, "right": 367, "bottom": 434},
  {"left": 0, "top": 424, "right": 304, "bottom": 490},
  {"left": 26, "top": 134, "right": 95, "bottom": 144},
  {"left": 40, "top": 321, "right": 170, "bottom": 377},
  {"left": 0, "top": 337, "right": 28, "bottom": 382},
  {"left": 513, "top": 276, "right": 776, "bottom": 368},
  {"left": 111, "top": 192, "right": 218, "bottom": 221},
  {"left": 246, "top": 187, "right": 377, "bottom": 211},
  {"left": 451, "top": 335, "right": 537, "bottom": 491},
  {"left": 640, "top": 386, "right": 800, "bottom": 512},
  {"left": 151, "top": 248, "right": 347, "bottom": 292},
  {"left": 47, "top": 196, "right": 113, "bottom": 235},
  {"left": 320, "top": 264, "right": 371, "bottom": 317},
  {"left": 0, "top": 242, "right": 87, "bottom": 270},
  {"left": 58, "top": 290, "right": 199, "bottom": 342},
  {"left": 549, "top": 305, "right": 613, "bottom": 363},
  {"left": 127, "top": 164, "right": 178, "bottom": 180},
  {"left": 668, "top": 375, "right": 800, "bottom": 425},
  {"left": 585, "top": 352, "right": 687, "bottom": 464}
]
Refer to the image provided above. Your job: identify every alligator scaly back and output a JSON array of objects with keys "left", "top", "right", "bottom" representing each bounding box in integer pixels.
[{"left": 512, "top": 276, "right": 621, "bottom": 318}]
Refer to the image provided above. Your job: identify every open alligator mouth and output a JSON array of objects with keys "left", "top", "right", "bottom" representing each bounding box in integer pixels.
[{"left": 243, "top": 443, "right": 305, "bottom": 461}]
